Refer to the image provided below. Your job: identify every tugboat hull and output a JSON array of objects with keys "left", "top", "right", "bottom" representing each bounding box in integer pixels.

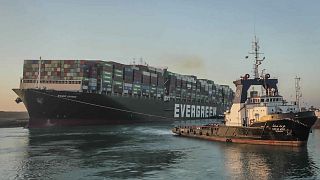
[{"left": 172, "top": 112, "right": 317, "bottom": 147}]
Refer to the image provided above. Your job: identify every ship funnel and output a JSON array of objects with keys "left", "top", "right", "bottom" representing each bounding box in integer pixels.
[{"left": 250, "top": 91, "right": 258, "bottom": 98}]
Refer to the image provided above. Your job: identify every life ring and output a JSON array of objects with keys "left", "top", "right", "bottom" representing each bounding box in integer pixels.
[
  {"left": 265, "top": 74, "right": 270, "bottom": 79},
  {"left": 245, "top": 74, "right": 250, "bottom": 79}
]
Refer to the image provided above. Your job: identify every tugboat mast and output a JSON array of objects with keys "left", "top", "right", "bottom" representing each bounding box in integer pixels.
[
  {"left": 248, "top": 36, "right": 265, "bottom": 79},
  {"left": 295, "top": 76, "right": 302, "bottom": 110}
]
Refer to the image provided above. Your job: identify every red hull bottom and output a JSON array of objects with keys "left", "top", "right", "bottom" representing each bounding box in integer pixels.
[{"left": 175, "top": 133, "right": 307, "bottom": 147}]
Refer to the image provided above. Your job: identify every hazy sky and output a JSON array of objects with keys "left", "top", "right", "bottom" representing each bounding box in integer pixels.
[{"left": 1, "top": 0, "right": 320, "bottom": 111}]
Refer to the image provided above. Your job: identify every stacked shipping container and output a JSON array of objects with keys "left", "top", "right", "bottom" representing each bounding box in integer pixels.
[
  {"left": 22, "top": 59, "right": 233, "bottom": 106},
  {"left": 132, "top": 67, "right": 142, "bottom": 95},
  {"left": 100, "top": 61, "right": 113, "bottom": 93},
  {"left": 24, "top": 60, "right": 91, "bottom": 81}
]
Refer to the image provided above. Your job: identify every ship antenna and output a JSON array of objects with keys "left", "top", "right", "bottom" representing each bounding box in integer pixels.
[
  {"left": 36, "top": 56, "right": 42, "bottom": 89},
  {"left": 248, "top": 36, "right": 265, "bottom": 79},
  {"left": 295, "top": 76, "right": 302, "bottom": 110},
  {"left": 260, "top": 68, "right": 266, "bottom": 95}
]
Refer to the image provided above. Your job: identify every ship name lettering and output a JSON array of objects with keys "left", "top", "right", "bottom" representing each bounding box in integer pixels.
[
  {"left": 174, "top": 104, "right": 216, "bottom": 118},
  {"left": 67, "top": 95, "right": 77, "bottom": 98},
  {"left": 57, "top": 95, "right": 77, "bottom": 99},
  {"left": 272, "top": 124, "right": 286, "bottom": 132}
]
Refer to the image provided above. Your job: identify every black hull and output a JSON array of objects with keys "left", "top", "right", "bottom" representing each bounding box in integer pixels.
[
  {"left": 13, "top": 89, "right": 226, "bottom": 128},
  {"left": 172, "top": 112, "right": 317, "bottom": 146}
]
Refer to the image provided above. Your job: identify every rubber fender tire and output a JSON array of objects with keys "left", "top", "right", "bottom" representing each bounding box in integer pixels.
[{"left": 265, "top": 74, "right": 270, "bottom": 79}]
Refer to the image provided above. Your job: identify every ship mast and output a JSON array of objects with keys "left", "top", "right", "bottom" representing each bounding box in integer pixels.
[
  {"left": 248, "top": 36, "right": 265, "bottom": 79},
  {"left": 295, "top": 76, "right": 302, "bottom": 110},
  {"left": 36, "top": 56, "right": 42, "bottom": 89}
]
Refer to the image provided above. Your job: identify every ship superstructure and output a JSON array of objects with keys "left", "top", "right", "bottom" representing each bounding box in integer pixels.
[{"left": 225, "top": 37, "right": 299, "bottom": 126}]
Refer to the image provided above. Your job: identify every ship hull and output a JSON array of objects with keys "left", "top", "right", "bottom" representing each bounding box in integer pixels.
[
  {"left": 13, "top": 89, "right": 225, "bottom": 128},
  {"left": 172, "top": 112, "right": 317, "bottom": 146}
]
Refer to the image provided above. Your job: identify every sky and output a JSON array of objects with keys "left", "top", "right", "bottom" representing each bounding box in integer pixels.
[{"left": 1, "top": 0, "right": 320, "bottom": 111}]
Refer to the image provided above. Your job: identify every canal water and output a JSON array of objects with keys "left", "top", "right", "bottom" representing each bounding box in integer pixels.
[{"left": 0, "top": 123, "right": 319, "bottom": 180}]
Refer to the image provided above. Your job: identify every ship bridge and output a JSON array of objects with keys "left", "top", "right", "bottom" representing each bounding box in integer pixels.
[
  {"left": 233, "top": 78, "right": 278, "bottom": 104},
  {"left": 247, "top": 95, "right": 284, "bottom": 105}
]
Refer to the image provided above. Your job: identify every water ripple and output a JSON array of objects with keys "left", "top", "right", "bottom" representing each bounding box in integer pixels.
[{"left": 0, "top": 125, "right": 319, "bottom": 179}]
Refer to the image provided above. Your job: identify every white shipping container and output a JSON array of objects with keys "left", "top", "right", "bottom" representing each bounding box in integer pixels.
[
  {"left": 124, "top": 83, "right": 133, "bottom": 87},
  {"left": 104, "top": 71, "right": 112, "bottom": 75},
  {"left": 150, "top": 73, "right": 157, "bottom": 78},
  {"left": 142, "top": 71, "right": 150, "bottom": 76},
  {"left": 148, "top": 66, "right": 156, "bottom": 71},
  {"left": 89, "top": 82, "right": 97, "bottom": 86},
  {"left": 89, "top": 78, "right": 97, "bottom": 83},
  {"left": 114, "top": 81, "right": 122, "bottom": 85},
  {"left": 115, "top": 69, "right": 122, "bottom": 73},
  {"left": 103, "top": 63, "right": 112, "bottom": 67},
  {"left": 155, "top": 68, "right": 163, "bottom": 73},
  {"left": 130, "top": 65, "right": 139, "bottom": 71}
]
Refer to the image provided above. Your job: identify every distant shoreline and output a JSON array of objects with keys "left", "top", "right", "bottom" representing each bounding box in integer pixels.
[
  {"left": 0, "top": 111, "right": 29, "bottom": 128},
  {"left": 0, "top": 111, "right": 27, "bottom": 112}
]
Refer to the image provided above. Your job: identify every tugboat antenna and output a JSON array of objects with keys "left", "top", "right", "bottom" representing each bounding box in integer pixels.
[
  {"left": 295, "top": 76, "right": 302, "bottom": 110},
  {"left": 248, "top": 36, "right": 265, "bottom": 79}
]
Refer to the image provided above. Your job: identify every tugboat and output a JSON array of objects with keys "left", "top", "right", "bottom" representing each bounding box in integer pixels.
[{"left": 172, "top": 37, "right": 317, "bottom": 146}]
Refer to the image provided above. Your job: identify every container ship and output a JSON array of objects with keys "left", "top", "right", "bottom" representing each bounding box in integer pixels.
[
  {"left": 172, "top": 37, "right": 317, "bottom": 146},
  {"left": 13, "top": 59, "right": 234, "bottom": 128}
]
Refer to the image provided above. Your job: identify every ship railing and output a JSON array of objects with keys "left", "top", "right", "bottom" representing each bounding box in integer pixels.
[
  {"left": 21, "top": 79, "right": 82, "bottom": 84},
  {"left": 174, "top": 119, "right": 221, "bottom": 127},
  {"left": 20, "top": 78, "right": 83, "bottom": 91}
]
